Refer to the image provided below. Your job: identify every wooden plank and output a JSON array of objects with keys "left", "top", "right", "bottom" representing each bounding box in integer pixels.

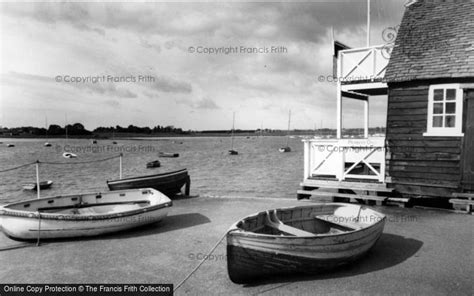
[
  {"left": 301, "top": 179, "right": 393, "bottom": 192},
  {"left": 387, "top": 140, "right": 462, "bottom": 148},
  {"left": 388, "top": 101, "right": 427, "bottom": 109},
  {"left": 390, "top": 165, "right": 460, "bottom": 174},
  {"left": 449, "top": 199, "right": 474, "bottom": 205},
  {"left": 298, "top": 190, "right": 387, "bottom": 202},
  {"left": 389, "top": 171, "right": 460, "bottom": 181},
  {"left": 390, "top": 153, "right": 460, "bottom": 161},
  {"left": 452, "top": 193, "right": 474, "bottom": 199}
]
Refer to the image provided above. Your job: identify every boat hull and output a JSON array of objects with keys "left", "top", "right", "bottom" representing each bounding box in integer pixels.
[
  {"left": 226, "top": 203, "right": 385, "bottom": 283},
  {"left": 0, "top": 188, "right": 172, "bottom": 240},
  {"left": 107, "top": 169, "right": 190, "bottom": 197}
]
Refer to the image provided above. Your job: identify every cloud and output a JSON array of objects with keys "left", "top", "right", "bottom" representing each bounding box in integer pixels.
[
  {"left": 148, "top": 76, "right": 192, "bottom": 93},
  {"left": 194, "top": 98, "right": 220, "bottom": 109}
]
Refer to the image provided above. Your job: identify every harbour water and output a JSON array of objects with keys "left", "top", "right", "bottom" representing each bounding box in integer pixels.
[{"left": 0, "top": 136, "right": 304, "bottom": 204}]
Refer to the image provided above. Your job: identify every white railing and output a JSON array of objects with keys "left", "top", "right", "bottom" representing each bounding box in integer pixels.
[
  {"left": 303, "top": 138, "right": 386, "bottom": 182},
  {"left": 339, "top": 45, "right": 391, "bottom": 83}
]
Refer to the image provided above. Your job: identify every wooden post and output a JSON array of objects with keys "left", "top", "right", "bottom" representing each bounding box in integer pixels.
[
  {"left": 364, "top": 98, "right": 369, "bottom": 138},
  {"left": 184, "top": 176, "right": 191, "bottom": 196},
  {"left": 303, "top": 141, "right": 312, "bottom": 180},
  {"left": 36, "top": 161, "right": 40, "bottom": 199},
  {"left": 337, "top": 53, "right": 342, "bottom": 139},
  {"left": 119, "top": 153, "right": 123, "bottom": 179}
]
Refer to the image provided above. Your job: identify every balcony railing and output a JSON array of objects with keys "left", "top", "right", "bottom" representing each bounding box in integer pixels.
[
  {"left": 338, "top": 45, "right": 391, "bottom": 84},
  {"left": 303, "top": 137, "right": 386, "bottom": 182}
]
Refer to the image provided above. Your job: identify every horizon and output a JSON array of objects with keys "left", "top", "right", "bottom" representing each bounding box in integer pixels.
[{"left": 0, "top": 1, "right": 405, "bottom": 131}]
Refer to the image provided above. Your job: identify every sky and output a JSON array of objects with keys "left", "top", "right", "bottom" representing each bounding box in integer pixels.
[{"left": 0, "top": 0, "right": 406, "bottom": 131}]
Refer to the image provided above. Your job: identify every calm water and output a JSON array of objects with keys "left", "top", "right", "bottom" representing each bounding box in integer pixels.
[{"left": 0, "top": 136, "right": 304, "bottom": 204}]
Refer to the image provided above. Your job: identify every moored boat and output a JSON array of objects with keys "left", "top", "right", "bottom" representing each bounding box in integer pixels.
[
  {"left": 159, "top": 152, "right": 180, "bottom": 158},
  {"left": 22, "top": 180, "right": 53, "bottom": 191},
  {"left": 107, "top": 168, "right": 191, "bottom": 198},
  {"left": 226, "top": 203, "right": 386, "bottom": 283},
  {"left": 62, "top": 152, "right": 77, "bottom": 158},
  {"left": 146, "top": 160, "right": 161, "bottom": 168},
  {"left": 278, "top": 146, "right": 291, "bottom": 153},
  {"left": 0, "top": 188, "right": 172, "bottom": 240}
]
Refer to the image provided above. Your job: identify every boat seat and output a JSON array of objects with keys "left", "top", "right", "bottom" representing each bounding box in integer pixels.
[
  {"left": 314, "top": 215, "right": 362, "bottom": 231},
  {"left": 265, "top": 210, "right": 316, "bottom": 236},
  {"left": 38, "top": 200, "right": 150, "bottom": 212}
]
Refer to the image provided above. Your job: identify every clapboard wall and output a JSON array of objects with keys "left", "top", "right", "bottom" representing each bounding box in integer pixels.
[{"left": 386, "top": 81, "right": 463, "bottom": 198}]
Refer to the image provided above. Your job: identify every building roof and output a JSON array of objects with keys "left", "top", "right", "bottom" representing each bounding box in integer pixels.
[{"left": 385, "top": 1, "right": 474, "bottom": 83}]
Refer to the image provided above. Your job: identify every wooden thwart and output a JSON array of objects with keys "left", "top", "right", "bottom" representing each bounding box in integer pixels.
[
  {"left": 38, "top": 200, "right": 150, "bottom": 212},
  {"left": 264, "top": 210, "right": 316, "bottom": 236},
  {"left": 314, "top": 215, "right": 360, "bottom": 231}
]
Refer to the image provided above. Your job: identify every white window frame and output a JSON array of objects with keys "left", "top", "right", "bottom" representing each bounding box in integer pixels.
[{"left": 423, "top": 84, "right": 464, "bottom": 137}]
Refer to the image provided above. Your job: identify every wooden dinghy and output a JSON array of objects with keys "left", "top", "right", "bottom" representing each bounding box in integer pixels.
[
  {"left": 226, "top": 203, "right": 386, "bottom": 283},
  {"left": 0, "top": 188, "right": 172, "bottom": 240},
  {"left": 22, "top": 180, "right": 53, "bottom": 191},
  {"left": 107, "top": 169, "right": 191, "bottom": 198}
]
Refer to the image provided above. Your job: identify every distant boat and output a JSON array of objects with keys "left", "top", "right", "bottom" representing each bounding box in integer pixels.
[
  {"left": 159, "top": 152, "right": 180, "bottom": 158},
  {"left": 92, "top": 140, "right": 97, "bottom": 144},
  {"left": 226, "top": 203, "right": 386, "bottom": 283},
  {"left": 44, "top": 143, "right": 52, "bottom": 147},
  {"left": 279, "top": 110, "right": 292, "bottom": 153},
  {"left": 229, "top": 112, "right": 238, "bottom": 155},
  {"left": 112, "top": 141, "right": 117, "bottom": 145},
  {"left": 62, "top": 152, "right": 77, "bottom": 158},
  {"left": 22, "top": 180, "right": 53, "bottom": 191},
  {"left": 146, "top": 160, "right": 161, "bottom": 168},
  {"left": 0, "top": 188, "right": 172, "bottom": 240},
  {"left": 7, "top": 144, "right": 15, "bottom": 147},
  {"left": 107, "top": 168, "right": 191, "bottom": 197}
]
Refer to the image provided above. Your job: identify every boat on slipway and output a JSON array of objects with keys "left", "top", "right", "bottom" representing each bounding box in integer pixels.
[
  {"left": 226, "top": 203, "right": 385, "bottom": 283},
  {"left": 0, "top": 188, "right": 172, "bottom": 240}
]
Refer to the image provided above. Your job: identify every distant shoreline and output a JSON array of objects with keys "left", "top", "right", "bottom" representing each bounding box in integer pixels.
[{"left": 0, "top": 130, "right": 329, "bottom": 139}]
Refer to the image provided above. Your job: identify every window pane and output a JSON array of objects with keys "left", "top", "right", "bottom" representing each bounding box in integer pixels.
[
  {"left": 446, "top": 89, "right": 456, "bottom": 100},
  {"left": 433, "top": 89, "right": 444, "bottom": 101},
  {"left": 445, "top": 115, "right": 456, "bottom": 127},
  {"left": 433, "top": 116, "right": 443, "bottom": 127},
  {"left": 445, "top": 102, "right": 456, "bottom": 114},
  {"left": 433, "top": 103, "right": 444, "bottom": 114}
]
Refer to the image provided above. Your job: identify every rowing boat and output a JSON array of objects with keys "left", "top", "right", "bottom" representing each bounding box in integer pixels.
[
  {"left": 226, "top": 203, "right": 385, "bottom": 283},
  {"left": 107, "top": 169, "right": 191, "bottom": 197},
  {"left": 158, "top": 152, "right": 180, "bottom": 158},
  {"left": 22, "top": 180, "right": 53, "bottom": 191},
  {"left": 0, "top": 188, "right": 172, "bottom": 240},
  {"left": 146, "top": 160, "right": 161, "bottom": 168}
]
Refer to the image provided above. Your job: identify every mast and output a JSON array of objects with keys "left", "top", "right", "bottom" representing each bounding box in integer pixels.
[
  {"left": 231, "top": 112, "right": 235, "bottom": 150},
  {"left": 367, "top": 0, "right": 370, "bottom": 47},
  {"left": 285, "top": 110, "right": 291, "bottom": 146}
]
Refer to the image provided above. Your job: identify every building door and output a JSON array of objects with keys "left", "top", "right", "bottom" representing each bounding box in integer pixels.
[{"left": 462, "top": 89, "right": 474, "bottom": 191}]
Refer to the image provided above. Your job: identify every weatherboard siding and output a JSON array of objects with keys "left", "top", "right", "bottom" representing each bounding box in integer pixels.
[{"left": 386, "top": 83, "right": 463, "bottom": 197}]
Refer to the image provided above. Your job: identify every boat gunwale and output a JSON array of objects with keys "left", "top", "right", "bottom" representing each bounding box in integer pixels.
[
  {"left": 0, "top": 188, "right": 172, "bottom": 221},
  {"left": 227, "top": 203, "right": 386, "bottom": 239},
  {"left": 106, "top": 168, "right": 188, "bottom": 184}
]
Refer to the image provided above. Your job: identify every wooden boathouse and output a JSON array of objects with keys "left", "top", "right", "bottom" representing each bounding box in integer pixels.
[{"left": 298, "top": 1, "right": 474, "bottom": 212}]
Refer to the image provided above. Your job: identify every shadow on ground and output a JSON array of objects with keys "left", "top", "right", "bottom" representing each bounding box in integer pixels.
[
  {"left": 0, "top": 212, "right": 211, "bottom": 247},
  {"left": 242, "top": 233, "right": 423, "bottom": 290}
]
